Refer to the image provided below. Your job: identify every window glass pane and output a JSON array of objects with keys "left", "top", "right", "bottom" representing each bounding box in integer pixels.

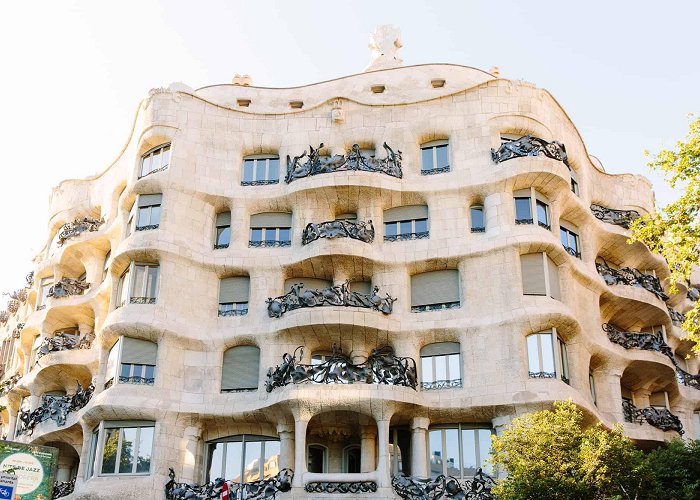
[
  {"left": 251, "top": 228, "right": 262, "bottom": 242},
  {"left": 435, "top": 356, "right": 447, "bottom": 382},
  {"left": 462, "top": 429, "right": 477, "bottom": 476},
  {"left": 541, "top": 334, "right": 555, "bottom": 373},
  {"left": 217, "top": 227, "right": 231, "bottom": 246},
  {"left": 560, "top": 228, "right": 569, "bottom": 247},
  {"left": 400, "top": 221, "right": 412, "bottom": 235},
  {"left": 263, "top": 441, "right": 280, "bottom": 480},
  {"left": 385, "top": 223, "right": 397, "bottom": 237},
  {"left": 137, "top": 207, "right": 150, "bottom": 226},
  {"left": 141, "top": 155, "right": 152, "bottom": 176},
  {"left": 428, "top": 430, "right": 443, "bottom": 479},
  {"left": 150, "top": 205, "right": 161, "bottom": 226},
  {"left": 120, "top": 363, "right": 131, "bottom": 380},
  {"left": 421, "top": 357, "right": 433, "bottom": 383},
  {"left": 255, "top": 159, "right": 266, "bottom": 181},
  {"left": 471, "top": 207, "right": 484, "bottom": 229},
  {"left": 144, "top": 365, "right": 155, "bottom": 380},
  {"left": 527, "top": 335, "right": 539, "bottom": 372},
  {"left": 132, "top": 266, "right": 146, "bottom": 297},
  {"left": 243, "top": 441, "right": 262, "bottom": 483},
  {"left": 236, "top": 302, "right": 248, "bottom": 312},
  {"left": 87, "top": 428, "right": 99, "bottom": 477},
  {"left": 560, "top": 341, "right": 569, "bottom": 378},
  {"left": 421, "top": 147, "right": 433, "bottom": 171},
  {"left": 278, "top": 228, "right": 291, "bottom": 243},
  {"left": 537, "top": 201, "right": 548, "bottom": 226},
  {"left": 119, "top": 270, "right": 130, "bottom": 305},
  {"left": 444, "top": 429, "right": 460, "bottom": 477},
  {"left": 571, "top": 234, "right": 579, "bottom": 253},
  {"left": 264, "top": 228, "right": 277, "bottom": 242},
  {"left": 118, "top": 428, "right": 137, "bottom": 473},
  {"left": 436, "top": 145, "right": 449, "bottom": 169},
  {"left": 448, "top": 354, "right": 460, "bottom": 381},
  {"left": 477, "top": 429, "right": 492, "bottom": 474},
  {"left": 268, "top": 159, "right": 279, "bottom": 181},
  {"left": 515, "top": 198, "right": 531, "bottom": 220},
  {"left": 101, "top": 428, "right": 119, "bottom": 473},
  {"left": 136, "top": 427, "right": 153, "bottom": 473},
  {"left": 225, "top": 442, "right": 243, "bottom": 483},
  {"left": 209, "top": 443, "right": 224, "bottom": 479},
  {"left": 161, "top": 145, "right": 171, "bottom": 167},
  {"left": 243, "top": 160, "right": 254, "bottom": 182},
  {"left": 415, "top": 219, "right": 428, "bottom": 233},
  {"left": 152, "top": 150, "right": 162, "bottom": 171},
  {"left": 146, "top": 266, "right": 159, "bottom": 298}
]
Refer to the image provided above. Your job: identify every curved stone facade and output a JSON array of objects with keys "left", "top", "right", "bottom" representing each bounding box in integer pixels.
[{"left": 0, "top": 60, "right": 698, "bottom": 499}]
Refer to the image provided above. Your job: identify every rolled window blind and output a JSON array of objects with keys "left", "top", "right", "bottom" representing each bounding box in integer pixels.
[
  {"left": 384, "top": 205, "right": 429, "bottom": 223},
  {"left": 138, "top": 193, "right": 162, "bottom": 207},
  {"left": 649, "top": 392, "right": 667, "bottom": 407},
  {"left": 521, "top": 253, "right": 546, "bottom": 295},
  {"left": 547, "top": 256, "right": 561, "bottom": 300},
  {"left": 222, "top": 345, "right": 260, "bottom": 391},
  {"left": 219, "top": 277, "right": 250, "bottom": 303},
  {"left": 420, "top": 342, "right": 460, "bottom": 356},
  {"left": 121, "top": 337, "right": 157, "bottom": 365},
  {"left": 348, "top": 281, "right": 371, "bottom": 295},
  {"left": 411, "top": 270, "right": 460, "bottom": 307},
  {"left": 250, "top": 212, "right": 292, "bottom": 228},
  {"left": 216, "top": 211, "right": 231, "bottom": 226},
  {"left": 283, "top": 278, "right": 332, "bottom": 293},
  {"left": 513, "top": 188, "right": 531, "bottom": 197}
]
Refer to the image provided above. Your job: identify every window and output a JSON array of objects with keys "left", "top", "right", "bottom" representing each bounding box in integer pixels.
[
  {"left": 649, "top": 391, "right": 668, "bottom": 410},
  {"left": 102, "top": 250, "right": 111, "bottom": 282},
  {"left": 207, "top": 435, "right": 280, "bottom": 483},
  {"left": 249, "top": 213, "right": 292, "bottom": 247},
  {"left": 37, "top": 276, "right": 54, "bottom": 310},
  {"left": 570, "top": 169, "right": 580, "bottom": 196},
  {"left": 105, "top": 337, "right": 157, "bottom": 388},
  {"left": 420, "top": 343, "right": 462, "bottom": 390},
  {"left": 135, "top": 194, "right": 162, "bottom": 231},
  {"left": 527, "top": 330, "right": 569, "bottom": 383},
  {"left": 221, "top": 345, "right": 260, "bottom": 392},
  {"left": 219, "top": 277, "right": 249, "bottom": 316},
  {"left": 343, "top": 445, "right": 361, "bottom": 473},
  {"left": 215, "top": 211, "right": 231, "bottom": 249},
  {"left": 384, "top": 205, "right": 429, "bottom": 241},
  {"left": 411, "top": 270, "right": 460, "bottom": 312},
  {"left": 117, "top": 262, "right": 159, "bottom": 306},
  {"left": 242, "top": 155, "right": 280, "bottom": 186},
  {"left": 513, "top": 188, "right": 550, "bottom": 229},
  {"left": 470, "top": 205, "right": 485, "bottom": 233},
  {"left": 140, "top": 144, "right": 171, "bottom": 178},
  {"left": 589, "top": 372, "right": 597, "bottom": 406},
  {"left": 421, "top": 140, "right": 449, "bottom": 175},
  {"left": 307, "top": 444, "right": 327, "bottom": 473},
  {"left": 520, "top": 253, "right": 561, "bottom": 300},
  {"left": 693, "top": 411, "right": 700, "bottom": 440},
  {"left": 87, "top": 421, "right": 154, "bottom": 476},
  {"left": 428, "top": 426, "right": 493, "bottom": 479},
  {"left": 560, "top": 225, "right": 581, "bottom": 259}
]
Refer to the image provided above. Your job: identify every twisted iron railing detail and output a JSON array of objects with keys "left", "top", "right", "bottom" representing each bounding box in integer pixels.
[
  {"left": 35, "top": 331, "right": 93, "bottom": 362},
  {"left": 421, "top": 378, "right": 463, "bottom": 390},
  {"left": 0, "top": 373, "right": 20, "bottom": 396},
  {"left": 48, "top": 277, "right": 90, "bottom": 299},
  {"left": 16, "top": 382, "right": 94, "bottom": 436},
  {"left": 57, "top": 217, "right": 104, "bottom": 246},
  {"left": 596, "top": 260, "right": 668, "bottom": 301},
  {"left": 119, "top": 375, "right": 155, "bottom": 385},
  {"left": 590, "top": 204, "right": 640, "bottom": 229},
  {"left": 688, "top": 287, "right": 699, "bottom": 302},
  {"left": 285, "top": 143, "right": 402, "bottom": 183},
  {"left": 384, "top": 231, "right": 429, "bottom": 242},
  {"left": 241, "top": 179, "right": 279, "bottom": 186},
  {"left": 392, "top": 469, "right": 495, "bottom": 499},
  {"left": 218, "top": 308, "right": 248, "bottom": 317},
  {"left": 668, "top": 307, "right": 686, "bottom": 325},
  {"left": 411, "top": 301, "right": 460, "bottom": 313},
  {"left": 135, "top": 224, "right": 159, "bottom": 231},
  {"left": 265, "top": 345, "right": 417, "bottom": 392},
  {"left": 12, "top": 322, "right": 24, "bottom": 339},
  {"left": 305, "top": 481, "right": 377, "bottom": 493},
  {"left": 421, "top": 165, "right": 450, "bottom": 175},
  {"left": 622, "top": 399, "right": 684, "bottom": 435},
  {"left": 249, "top": 240, "right": 291, "bottom": 248},
  {"left": 266, "top": 280, "right": 396, "bottom": 318},
  {"left": 302, "top": 219, "right": 374, "bottom": 245},
  {"left": 130, "top": 296, "right": 156, "bottom": 305},
  {"left": 491, "top": 135, "right": 569, "bottom": 168},
  {"left": 52, "top": 477, "right": 76, "bottom": 499},
  {"left": 528, "top": 371, "right": 556, "bottom": 379},
  {"left": 165, "top": 468, "right": 293, "bottom": 500}
]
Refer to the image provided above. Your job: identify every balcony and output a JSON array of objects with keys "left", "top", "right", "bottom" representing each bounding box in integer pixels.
[
  {"left": 35, "top": 331, "right": 93, "bottom": 362},
  {"left": 52, "top": 478, "right": 76, "bottom": 499},
  {"left": 622, "top": 399, "right": 684, "bottom": 435},
  {"left": 285, "top": 142, "right": 402, "bottom": 183},
  {"left": 266, "top": 281, "right": 396, "bottom": 317},
  {"left": 56, "top": 216, "right": 104, "bottom": 246},
  {"left": 491, "top": 135, "right": 569, "bottom": 168},
  {"left": 48, "top": 277, "right": 90, "bottom": 299},
  {"left": 590, "top": 204, "right": 640, "bottom": 229},
  {"left": 165, "top": 468, "right": 293, "bottom": 500},
  {"left": 411, "top": 301, "right": 460, "bottom": 313},
  {"left": 301, "top": 219, "right": 374, "bottom": 245},
  {"left": 596, "top": 260, "right": 668, "bottom": 301},
  {"left": 16, "top": 382, "right": 94, "bottom": 436},
  {"left": 265, "top": 345, "right": 417, "bottom": 392},
  {"left": 393, "top": 469, "right": 495, "bottom": 499}
]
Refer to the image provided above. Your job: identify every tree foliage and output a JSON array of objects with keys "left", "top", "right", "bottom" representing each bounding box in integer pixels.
[
  {"left": 490, "top": 400, "right": 648, "bottom": 499},
  {"left": 629, "top": 116, "right": 700, "bottom": 351},
  {"left": 644, "top": 438, "right": 700, "bottom": 499}
]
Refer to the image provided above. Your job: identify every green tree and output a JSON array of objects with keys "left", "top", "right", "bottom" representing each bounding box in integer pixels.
[
  {"left": 645, "top": 438, "right": 700, "bottom": 499},
  {"left": 629, "top": 116, "right": 700, "bottom": 351},
  {"left": 490, "top": 400, "right": 648, "bottom": 499}
]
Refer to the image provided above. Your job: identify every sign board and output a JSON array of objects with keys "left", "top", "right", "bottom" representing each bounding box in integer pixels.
[
  {"left": 0, "top": 442, "right": 58, "bottom": 500},
  {"left": 0, "top": 474, "right": 17, "bottom": 500}
]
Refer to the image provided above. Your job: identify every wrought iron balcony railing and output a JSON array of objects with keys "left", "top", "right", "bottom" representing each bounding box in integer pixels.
[
  {"left": 421, "top": 165, "right": 450, "bottom": 175},
  {"left": 622, "top": 399, "right": 684, "bottom": 435},
  {"left": 596, "top": 260, "right": 668, "bottom": 301},
  {"left": 48, "top": 277, "right": 90, "bottom": 299},
  {"left": 302, "top": 219, "right": 374, "bottom": 245},
  {"left": 129, "top": 296, "right": 156, "bottom": 305},
  {"left": 688, "top": 287, "right": 699, "bottom": 302},
  {"left": 266, "top": 280, "right": 396, "bottom": 317},
  {"left": 118, "top": 376, "right": 155, "bottom": 385},
  {"left": 213, "top": 243, "right": 229, "bottom": 249},
  {"left": 563, "top": 246, "right": 581, "bottom": 259},
  {"left": 668, "top": 307, "right": 686, "bottom": 326},
  {"left": 285, "top": 142, "right": 402, "bottom": 183},
  {"left": 57, "top": 217, "right": 104, "bottom": 246},
  {"left": 590, "top": 204, "right": 640, "bottom": 229},
  {"left": 218, "top": 306, "right": 249, "bottom": 317},
  {"left": 412, "top": 301, "right": 461, "bottom": 313},
  {"left": 384, "top": 231, "right": 429, "bottom": 242},
  {"left": 165, "top": 467, "right": 293, "bottom": 500},
  {"left": 35, "top": 332, "right": 93, "bottom": 362},
  {"left": 265, "top": 345, "right": 417, "bottom": 392},
  {"left": 0, "top": 373, "right": 20, "bottom": 396},
  {"left": 421, "top": 378, "right": 463, "bottom": 390},
  {"left": 491, "top": 135, "right": 569, "bottom": 168},
  {"left": 135, "top": 224, "right": 159, "bottom": 231},
  {"left": 249, "top": 239, "right": 291, "bottom": 248},
  {"left": 392, "top": 469, "right": 495, "bottom": 499},
  {"left": 528, "top": 371, "right": 556, "bottom": 379},
  {"left": 471, "top": 226, "right": 486, "bottom": 233},
  {"left": 241, "top": 179, "right": 279, "bottom": 186},
  {"left": 52, "top": 477, "right": 76, "bottom": 499},
  {"left": 305, "top": 481, "right": 377, "bottom": 494},
  {"left": 16, "top": 382, "right": 94, "bottom": 436}
]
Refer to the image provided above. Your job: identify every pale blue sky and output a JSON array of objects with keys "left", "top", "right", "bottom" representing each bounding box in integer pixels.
[{"left": 0, "top": 0, "right": 698, "bottom": 302}]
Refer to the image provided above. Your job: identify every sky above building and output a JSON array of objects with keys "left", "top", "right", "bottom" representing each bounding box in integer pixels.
[{"left": 0, "top": 0, "right": 698, "bottom": 304}]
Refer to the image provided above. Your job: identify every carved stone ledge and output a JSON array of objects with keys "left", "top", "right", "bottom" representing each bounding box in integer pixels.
[
  {"left": 491, "top": 135, "right": 569, "bottom": 168},
  {"left": 165, "top": 467, "right": 293, "bottom": 500},
  {"left": 392, "top": 469, "right": 495, "bottom": 499},
  {"left": 48, "top": 278, "right": 90, "bottom": 299},
  {"left": 305, "top": 481, "right": 377, "bottom": 493},
  {"left": 302, "top": 219, "right": 374, "bottom": 245},
  {"left": 590, "top": 204, "right": 640, "bottom": 229},
  {"left": 57, "top": 217, "right": 104, "bottom": 246}
]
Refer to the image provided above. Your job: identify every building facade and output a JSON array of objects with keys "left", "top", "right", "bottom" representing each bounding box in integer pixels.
[{"left": 1, "top": 30, "right": 699, "bottom": 499}]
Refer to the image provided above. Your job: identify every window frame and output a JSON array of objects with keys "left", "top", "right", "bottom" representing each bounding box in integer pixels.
[
  {"left": 589, "top": 372, "right": 597, "bottom": 406},
  {"left": 560, "top": 225, "right": 581, "bottom": 259},
  {"left": 215, "top": 211, "right": 232, "bottom": 250},
  {"left": 116, "top": 262, "right": 160, "bottom": 307},
  {"left": 135, "top": 197, "right": 161, "bottom": 232},
  {"left": 427, "top": 424, "right": 494, "bottom": 480},
  {"left": 513, "top": 188, "right": 550, "bottom": 230},
  {"left": 469, "top": 205, "right": 485, "bottom": 233},
  {"left": 249, "top": 226, "right": 291, "bottom": 247},
  {"left": 104, "top": 336, "right": 157, "bottom": 388},
  {"left": 87, "top": 421, "right": 155, "bottom": 478},
  {"left": 420, "top": 140, "right": 450, "bottom": 175},
  {"left": 37, "top": 276, "right": 54, "bottom": 310},
  {"left": 526, "top": 330, "right": 569, "bottom": 383},
  {"left": 241, "top": 155, "right": 280, "bottom": 186},
  {"left": 384, "top": 218, "right": 429, "bottom": 242},
  {"left": 420, "top": 345, "right": 462, "bottom": 390},
  {"left": 520, "top": 252, "right": 560, "bottom": 299},
  {"left": 139, "top": 143, "right": 171, "bottom": 179},
  {"left": 206, "top": 434, "right": 281, "bottom": 483}
]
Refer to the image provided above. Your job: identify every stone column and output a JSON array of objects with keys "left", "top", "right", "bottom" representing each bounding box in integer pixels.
[
  {"left": 484, "top": 192, "right": 511, "bottom": 234},
  {"left": 277, "top": 423, "right": 295, "bottom": 471},
  {"left": 7, "top": 410, "right": 17, "bottom": 439},
  {"left": 360, "top": 425, "right": 377, "bottom": 473},
  {"left": 181, "top": 425, "right": 201, "bottom": 483},
  {"left": 410, "top": 417, "right": 430, "bottom": 478},
  {"left": 93, "top": 343, "right": 109, "bottom": 396},
  {"left": 375, "top": 419, "right": 391, "bottom": 488},
  {"left": 292, "top": 418, "right": 309, "bottom": 488}
]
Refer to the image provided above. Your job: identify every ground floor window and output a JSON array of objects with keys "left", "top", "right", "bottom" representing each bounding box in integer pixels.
[
  {"left": 428, "top": 425, "right": 493, "bottom": 479},
  {"left": 86, "top": 421, "right": 154, "bottom": 477},
  {"left": 207, "top": 435, "right": 280, "bottom": 483}
]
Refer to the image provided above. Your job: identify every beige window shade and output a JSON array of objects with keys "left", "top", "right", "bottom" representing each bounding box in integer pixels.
[
  {"left": 521, "top": 253, "right": 546, "bottom": 295},
  {"left": 216, "top": 211, "right": 231, "bottom": 226},
  {"left": 138, "top": 193, "right": 162, "bottom": 207},
  {"left": 384, "top": 205, "right": 429, "bottom": 223},
  {"left": 219, "top": 277, "right": 250, "bottom": 303},
  {"left": 534, "top": 190, "right": 549, "bottom": 204},
  {"left": 250, "top": 212, "right": 292, "bottom": 227},
  {"left": 513, "top": 188, "right": 531, "bottom": 197},
  {"left": 222, "top": 345, "right": 260, "bottom": 391},
  {"left": 348, "top": 281, "right": 371, "bottom": 295},
  {"left": 284, "top": 278, "right": 332, "bottom": 292},
  {"left": 420, "top": 342, "right": 460, "bottom": 356},
  {"left": 121, "top": 337, "right": 157, "bottom": 365},
  {"left": 411, "top": 270, "right": 460, "bottom": 307},
  {"left": 547, "top": 256, "right": 561, "bottom": 300},
  {"left": 649, "top": 392, "right": 667, "bottom": 407}
]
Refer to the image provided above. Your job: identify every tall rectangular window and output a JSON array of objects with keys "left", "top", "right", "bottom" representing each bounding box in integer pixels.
[
  {"left": 249, "top": 213, "right": 292, "bottom": 247},
  {"left": 527, "top": 332, "right": 556, "bottom": 379},
  {"left": 37, "top": 276, "right": 54, "bottom": 310},
  {"left": 420, "top": 343, "right": 462, "bottom": 390},
  {"left": 514, "top": 188, "right": 550, "bottom": 230},
  {"left": 421, "top": 141, "right": 450, "bottom": 175},
  {"left": 242, "top": 155, "right": 280, "bottom": 185},
  {"left": 135, "top": 194, "right": 162, "bottom": 231},
  {"left": 470, "top": 206, "right": 485, "bottom": 233},
  {"left": 219, "top": 277, "right": 250, "bottom": 317},
  {"left": 428, "top": 426, "right": 493, "bottom": 479},
  {"left": 215, "top": 211, "right": 231, "bottom": 249},
  {"left": 514, "top": 197, "right": 532, "bottom": 224},
  {"left": 560, "top": 226, "right": 581, "bottom": 259},
  {"left": 117, "top": 263, "right": 159, "bottom": 306},
  {"left": 384, "top": 205, "right": 429, "bottom": 242},
  {"left": 89, "top": 422, "right": 154, "bottom": 476},
  {"left": 139, "top": 144, "right": 171, "bottom": 178}
]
